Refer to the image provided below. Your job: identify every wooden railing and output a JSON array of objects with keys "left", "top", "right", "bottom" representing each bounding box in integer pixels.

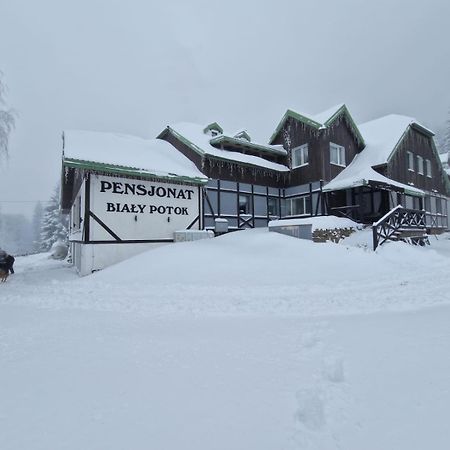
[{"left": 372, "top": 205, "right": 428, "bottom": 250}]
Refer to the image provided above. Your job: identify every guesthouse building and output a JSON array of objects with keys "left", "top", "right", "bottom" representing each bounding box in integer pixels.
[
  {"left": 158, "top": 105, "right": 449, "bottom": 232},
  {"left": 61, "top": 104, "right": 450, "bottom": 275}
]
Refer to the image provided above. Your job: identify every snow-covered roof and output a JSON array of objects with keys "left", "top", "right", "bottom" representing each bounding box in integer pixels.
[
  {"left": 269, "top": 104, "right": 364, "bottom": 146},
  {"left": 303, "top": 103, "right": 345, "bottom": 127},
  {"left": 163, "top": 123, "right": 289, "bottom": 172},
  {"left": 62, "top": 130, "right": 208, "bottom": 183},
  {"left": 357, "top": 114, "right": 434, "bottom": 167},
  {"left": 323, "top": 114, "right": 438, "bottom": 196}
]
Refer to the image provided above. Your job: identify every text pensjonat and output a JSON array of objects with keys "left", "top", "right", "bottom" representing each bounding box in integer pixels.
[{"left": 100, "top": 180, "right": 195, "bottom": 216}]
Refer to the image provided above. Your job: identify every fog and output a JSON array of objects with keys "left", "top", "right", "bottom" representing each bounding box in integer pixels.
[{"left": 1, "top": 0, "right": 449, "bottom": 217}]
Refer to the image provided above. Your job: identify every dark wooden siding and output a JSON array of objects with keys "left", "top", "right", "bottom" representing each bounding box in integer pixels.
[
  {"left": 61, "top": 167, "right": 85, "bottom": 212},
  {"left": 272, "top": 114, "right": 361, "bottom": 186},
  {"left": 159, "top": 129, "right": 204, "bottom": 172},
  {"left": 319, "top": 116, "right": 361, "bottom": 183},
  {"left": 387, "top": 128, "right": 448, "bottom": 195},
  {"left": 160, "top": 130, "right": 287, "bottom": 188}
]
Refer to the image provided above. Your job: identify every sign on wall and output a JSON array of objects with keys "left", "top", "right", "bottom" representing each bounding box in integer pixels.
[{"left": 89, "top": 175, "right": 200, "bottom": 241}]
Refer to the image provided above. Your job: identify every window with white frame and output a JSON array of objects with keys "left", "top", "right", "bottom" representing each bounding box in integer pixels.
[
  {"left": 407, "top": 151, "right": 414, "bottom": 171},
  {"left": 289, "top": 196, "right": 311, "bottom": 216},
  {"left": 330, "top": 143, "right": 346, "bottom": 166},
  {"left": 292, "top": 144, "right": 309, "bottom": 168},
  {"left": 239, "top": 194, "right": 251, "bottom": 214},
  {"left": 417, "top": 155, "right": 424, "bottom": 175},
  {"left": 267, "top": 197, "right": 279, "bottom": 216},
  {"left": 425, "top": 159, "right": 432, "bottom": 178}
]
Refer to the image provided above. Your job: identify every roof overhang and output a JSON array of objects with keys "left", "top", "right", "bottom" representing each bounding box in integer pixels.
[
  {"left": 209, "top": 135, "right": 287, "bottom": 156},
  {"left": 323, "top": 178, "right": 425, "bottom": 197},
  {"left": 62, "top": 157, "right": 208, "bottom": 185}
]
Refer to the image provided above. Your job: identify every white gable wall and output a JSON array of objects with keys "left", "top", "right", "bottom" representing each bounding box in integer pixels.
[{"left": 69, "top": 173, "right": 202, "bottom": 275}]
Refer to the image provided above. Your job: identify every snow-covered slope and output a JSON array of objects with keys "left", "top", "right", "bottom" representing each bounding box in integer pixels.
[{"left": 1, "top": 231, "right": 450, "bottom": 450}]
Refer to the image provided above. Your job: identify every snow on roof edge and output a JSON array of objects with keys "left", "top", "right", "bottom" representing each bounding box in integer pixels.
[{"left": 62, "top": 129, "right": 208, "bottom": 183}]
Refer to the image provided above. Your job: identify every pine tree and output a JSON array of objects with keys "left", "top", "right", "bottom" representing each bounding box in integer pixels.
[
  {"left": 39, "top": 186, "right": 68, "bottom": 252},
  {"left": 32, "top": 201, "right": 44, "bottom": 252}
]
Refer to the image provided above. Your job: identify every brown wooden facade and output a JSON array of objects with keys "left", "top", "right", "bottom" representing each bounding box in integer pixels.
[
  {"left": 271, "top": 113, "right": 364, "bottom": 186},
  {"left": 157, "top": 109, "right": 449, "bottom": 230},
  {"left": 383, "top": 126, "right": 447, "bottom": 195}
]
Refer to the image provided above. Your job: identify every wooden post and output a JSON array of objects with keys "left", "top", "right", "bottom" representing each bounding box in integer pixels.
[{"left": 372, "top": 225, "right": 378, "bottom": 251}]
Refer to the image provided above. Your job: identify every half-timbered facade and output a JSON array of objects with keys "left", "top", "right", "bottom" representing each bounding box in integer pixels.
[
  {"left": 158, "top": 105, "right": 449, "bottom": 232},
  {"left": 61, "top": 130, "right": 207, "bottom": 275},
  {"left": 61, "top": 104, "right": 449, "bottom": 274},
  {"left": 324, "top": 115, "right": 450, "bottom": 230}
]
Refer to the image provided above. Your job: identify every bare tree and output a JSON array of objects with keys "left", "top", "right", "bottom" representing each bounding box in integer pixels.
[
  {"left": 445, "top": 107, "right": 450, "bottom": 155},
  {"left": 0, "top": 71, "right": 16, "bottom": 160}
]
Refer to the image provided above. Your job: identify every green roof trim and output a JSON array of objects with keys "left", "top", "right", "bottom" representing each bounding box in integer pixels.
[
  {"left": 269, "top": 109, "right": 322, "bottom": 143},
  {"left": 269, "top": 104, "right": 365, "bottom": 148},
  {"left": 163, "top": 127, "right": 287, "bottom": 173},
  {"left": 233, "top": 130, "right": 251, "bottom": 142},
  {"left": 209, "top": 135, "right": 286, "bottom": 156},
  {"left": 63, "top": 157, "right": 208, "bottom": 185},
  {"left": 384, "top": 123, "right": 449, "bottom": 194},
  {"left": 203, "top": 122, "right": 223, "bottom": 135}
]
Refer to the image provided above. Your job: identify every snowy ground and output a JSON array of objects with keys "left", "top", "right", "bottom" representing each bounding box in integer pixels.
[{"left": 1, "top": 229, "right": 450, "bottom": 449}]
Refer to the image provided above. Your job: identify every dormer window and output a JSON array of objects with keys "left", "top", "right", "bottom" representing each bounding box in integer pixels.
[
  {"left": 234, "top": 130, "right": 251, "bottom": 142},
  {"left": 203, "top": 122, "right": 223, "bottom": 137},
  {"left": 330, "top": 143, "right": 346, "bottom": 167}
]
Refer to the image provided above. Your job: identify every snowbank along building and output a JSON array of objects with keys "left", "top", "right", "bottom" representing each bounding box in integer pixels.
[{"left": 61, "top": 104, "right": 450, "bottom": 274}]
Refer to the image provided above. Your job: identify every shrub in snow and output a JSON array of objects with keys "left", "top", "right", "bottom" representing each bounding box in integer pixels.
[{"left": 50, "top": 240, "right": 68, "bottom": 260}]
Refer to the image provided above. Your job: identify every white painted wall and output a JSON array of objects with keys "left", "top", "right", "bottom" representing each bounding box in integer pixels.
[
  {"left": 89, "top": 174, "right": 201, "bottom": 241},
  {"left": 69, "top": 174, "right": 203, "bottom": 276},
  {"left": 74, "top": 242, "right": 165, "bottom": 276}
]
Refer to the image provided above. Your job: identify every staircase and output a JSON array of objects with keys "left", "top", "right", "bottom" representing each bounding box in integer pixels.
[{"left": 372, "top": 205, "right": 429, "bottom": 250}]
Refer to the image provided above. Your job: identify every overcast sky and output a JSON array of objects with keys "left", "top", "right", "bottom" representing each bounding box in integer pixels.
[{"left": 1, "top": 0, "right": 449, "bottom": 217}]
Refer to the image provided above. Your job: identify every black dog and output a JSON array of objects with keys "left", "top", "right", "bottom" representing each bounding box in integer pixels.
[
  {"left": 0, "top": 255, "right": 15, "bottom": 274},
  {"left": 6, "top": 255, "right": 14, "bottom": 274}
]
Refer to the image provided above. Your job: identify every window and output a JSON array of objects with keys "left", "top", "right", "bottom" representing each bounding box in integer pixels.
[
  {"left": 292, "top": 144, "right": 309, "bottom": 168},
  {"left": 330, "top": 143, "right": 346, "bottom": 166},
  {"left": 239, "top": 194, "right": 251, "bottom": 214},
  {"left": 425, "top": 159, "right": 432, "bottom": 178},
  {"left": 417, "top": 156, "right": 424, "bottom": 175},
  {"left": 289, "top": 196, "right": 311, "bottom": 216},
  {"left": 268, "top": 197, "right": 279, "bottom": 216},
  {"left": 407, "top": 151, "right": 414, "bottom": 171},
  {"left": 424, "top": 196, "right": 431, "bottom": 212},
  {"left": 436, "top": 197, "right": 442, "bottom": 215}
]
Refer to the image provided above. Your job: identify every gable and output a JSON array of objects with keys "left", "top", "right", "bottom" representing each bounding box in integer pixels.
[{"left": 269, "top": 104, "right": 365, "bottom": 149}]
